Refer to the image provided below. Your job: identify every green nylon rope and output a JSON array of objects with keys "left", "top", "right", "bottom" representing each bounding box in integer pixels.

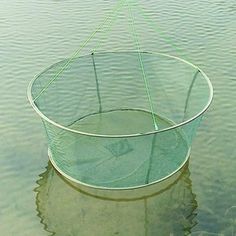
[
  {"left": 131, "top": 1, "right": 201, "bottom": 121},
  {"left": 92, "top": 1, "right": 125, "bottom": 54},
  {"left": 33, "top": 0, "right": 125, "bottom": 102},
  {"left": 126, "top": 0, "right": 158, "bottom": 130},
  {"left": 130, "top": 1, "right": 187, "bottom": 59}
]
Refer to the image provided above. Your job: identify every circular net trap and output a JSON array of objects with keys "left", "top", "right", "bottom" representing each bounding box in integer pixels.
[{"left": 28, "top": 0, "right": 213, "bottom": 189}]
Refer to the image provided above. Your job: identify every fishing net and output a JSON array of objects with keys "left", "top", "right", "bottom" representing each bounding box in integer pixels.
[{"left": 28, "top": 0, "right": 213, "bottom": 189}]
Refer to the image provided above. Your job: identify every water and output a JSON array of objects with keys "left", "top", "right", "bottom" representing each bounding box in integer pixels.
[{"left": 0, "top": 0, "right": 235, "bottom": 235}]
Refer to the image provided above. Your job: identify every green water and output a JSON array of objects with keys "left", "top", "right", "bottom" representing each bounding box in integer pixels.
[{"left": 0, "top": 0, "right": 235, "bottom": 235}]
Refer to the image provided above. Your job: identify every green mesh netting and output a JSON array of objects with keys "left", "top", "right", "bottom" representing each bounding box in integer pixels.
[{"left": 28, "top": 0, "right": 213, "bottom": 189}]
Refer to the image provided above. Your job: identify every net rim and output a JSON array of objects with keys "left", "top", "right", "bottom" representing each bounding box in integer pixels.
[{"left": 27, "top": 51, "right": 213, "bottom": 138}]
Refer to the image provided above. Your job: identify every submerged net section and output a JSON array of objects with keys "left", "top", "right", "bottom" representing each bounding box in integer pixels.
[{"left": 48, "top": 113, "right": 189, "bottom": 188}]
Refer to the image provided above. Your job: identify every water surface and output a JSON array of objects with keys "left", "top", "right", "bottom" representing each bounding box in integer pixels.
[{"left": 0, "top": 0, "right": 235, "bottom": 235}]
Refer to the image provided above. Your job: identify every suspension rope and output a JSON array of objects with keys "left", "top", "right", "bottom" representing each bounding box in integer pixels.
[
  {"left": 91, "top": 53, "right": 102, "bottom": 113},
  {"left": 131, "top": 1, "right": 186, "bottom": 58},
  {"left": 33, "top": 0, "right": 125, "bottom": 102},
  {"left": 126, "top": 0, "right": 158, "bottom": 130},
  {"left": 91, "top": 1, "right": 125, "bottom": 54},
  {"left": 131, "top": 1, "right": 200, "bottom": 123}
]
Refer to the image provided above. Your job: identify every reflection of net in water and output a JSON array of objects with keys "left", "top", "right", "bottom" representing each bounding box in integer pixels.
[
  {"left": 28, "top": 0, "right": 213, "bottom": 188},
  {"left": 35, "top": 162, "right": 197, "bottom": 236}
]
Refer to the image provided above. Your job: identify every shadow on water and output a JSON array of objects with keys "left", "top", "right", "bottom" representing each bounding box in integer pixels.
[{"left": 35, "top": 160, "right": 198, "bottom": 236}]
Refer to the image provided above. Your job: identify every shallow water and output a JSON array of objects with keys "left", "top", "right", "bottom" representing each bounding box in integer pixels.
[{"left": 0, "top": 0, "right": 235, "bottom": 235}]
